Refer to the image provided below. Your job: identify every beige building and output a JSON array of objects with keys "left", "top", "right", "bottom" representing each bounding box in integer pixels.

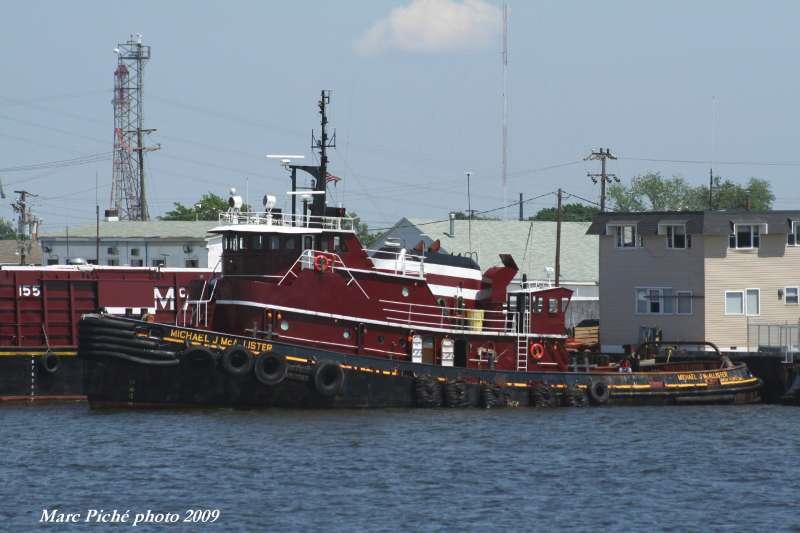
[{"left": 588, "top": 210, "right": 800, "bottom": 353}]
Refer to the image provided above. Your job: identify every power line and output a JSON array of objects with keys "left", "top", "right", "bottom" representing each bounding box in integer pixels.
[
  {"left": 0, "top": 152, "right": 112, "bottom": 173},
  {"left": 620, "top": 156, "right": 800, "bottom": 167}
]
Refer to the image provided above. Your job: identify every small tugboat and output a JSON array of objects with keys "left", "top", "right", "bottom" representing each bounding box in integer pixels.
[{"left": 79, "top": 92, "right": 761, "bottom": 409}]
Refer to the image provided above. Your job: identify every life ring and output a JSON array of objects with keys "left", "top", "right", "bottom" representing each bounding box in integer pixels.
[
  {"left": 314, "top": 361, "right": 345, "bottom": 397},
  {"left": 314, "top": 254, "right": 331, "bottom": 272},
  {"left": 38, "top": 352, "right": 60, "bottom": 374},
  {"left": 221, "top": 346, "right": 254, "bottom": 377},
  {"left": 254, "top": 353, "right": 288, "bottom": 386},
  {"left": 587, "top": 380, "right": 610, "bottom": 405},
  {"left": 530, "top": 342, "right": 545, "bottom": 360}
]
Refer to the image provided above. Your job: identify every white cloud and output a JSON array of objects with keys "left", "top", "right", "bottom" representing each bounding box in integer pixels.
[{"left": 355, "top": 0, "right": 501, "bottom": 56}]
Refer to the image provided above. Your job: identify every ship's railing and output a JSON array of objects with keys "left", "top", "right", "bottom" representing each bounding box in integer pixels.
[
  {"left": 380, "top": 299, "right": 515, "bottom": 333},
  {"left": 366, "top": 248, "right": 426, "bottom": 278},
  {"left": 218, "top": 211, "right": 355, "bottom": 231},
  {"left": 278, "top": 249, "right": 370, "bottom": 300},
  {"left": 180, "top": 278, "right": 219, "bottom": 328}
]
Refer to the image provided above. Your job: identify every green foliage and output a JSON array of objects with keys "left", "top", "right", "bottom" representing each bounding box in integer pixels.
[
  {"left": 160, "top": 192, "right": 248, "bottom": 221},
  {"left": 532, "top": 203, "right": 599, "bottom": 222},
  {"left": 348, "top": 212, "right": 377, "bottom": 248},
  {"left": 0, "top": 218, "right": 15, "bottom": 239},
  {"left": 450, "top": 211, "right": 499, "bottom": 221},
  {"left": 607, "top": 173, "right": 774, "bottom": 212}
]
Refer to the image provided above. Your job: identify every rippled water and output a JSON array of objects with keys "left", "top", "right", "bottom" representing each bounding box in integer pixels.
[{"left": 1, "top": 403, "right": 798, "bottom": 531}]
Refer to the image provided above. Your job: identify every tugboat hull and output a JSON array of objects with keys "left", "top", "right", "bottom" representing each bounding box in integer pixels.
[{"left": 80, "top": 315, "right": 762, "bottom": 409}]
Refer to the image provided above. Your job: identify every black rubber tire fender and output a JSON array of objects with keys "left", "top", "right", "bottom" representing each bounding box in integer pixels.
[
  {"left": 253, "top": 353, "right": 288, "bottom": 386},
  {"left": 588, "top": 380, "right": 610, "bottom": 405},
  {"left": 78, "top": 325, "right": 137, "bottom": 339},
  {"left": 81, "top": 316, "right": 137, "bottom": 330},
  {"left": 87, "top": 350, "right": 180, "bottom": 366},
  {"left": 181, "top": 347, "right": 217, "bottom": 371},
  {"left": 313, "top": 361, "right": 345, "bottom": 397},
  {"left": 221, "top": 346, "right": 254, "bottom": 376},
  {"left": 81, "top": 342, "right": 177, "bottom": 360},
  {"left": 38, "top": 352, "right": 60, "bottom": 374}
]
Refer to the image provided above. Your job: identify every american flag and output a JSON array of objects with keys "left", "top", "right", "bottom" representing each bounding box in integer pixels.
[{"left": 325, "top": 172, "right": 341, "bottom": 185}]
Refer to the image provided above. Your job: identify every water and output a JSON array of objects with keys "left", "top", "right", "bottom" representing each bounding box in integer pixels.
[{"left": 1, "top": 404, "right": 798, "bottom": 532}]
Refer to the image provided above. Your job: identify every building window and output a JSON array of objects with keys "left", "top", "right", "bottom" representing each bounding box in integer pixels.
[
  {"left": 789, "top": 221, "right": 800, "bottom": 246},
  {"left": 152, "top": 259, "right": 165, "bottom": 267},
  {"left": 665, "top": 225, "right": 690, "bottom": 249},
  {"left": 725, "top": 291, "right": 744, "bottom": 315},
  {"left": 635, "top": 287, "right": 679, "bottom": 315},
  {"left": 676, "top": 291, "right": 692, "bottom": 315},
  {"left": 612, "top": 224, "right": 641, "bottom": 248},
  {"left": 130, "top": 259, "right": 143, "bottom": 267},
  {"left": 746, "top": 288, "right": 760, "bottom": 316},
  {"left": 107, "top": 246, "right": 119, "bottom": 255},
  {"left": 185, "top": 259, "right": 199, "bottom": 268},
  {"left": 729, "top": 224, "right": 760, "bottom": 249},
  {"left": 785, "top": 287, "right": 799, "bottom": 305},
  {"left": 47, "top": 259, "right": 59, "bottom": 265},
  {"left": 131, "top": 248, "right": 140, "bottom": 257},
  {"left": 107, "top": 258, "right": 119, "bottom": 266}
]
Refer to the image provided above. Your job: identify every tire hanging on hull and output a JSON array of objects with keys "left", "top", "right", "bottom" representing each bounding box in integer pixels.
[{"left": 254, "top": 353, "right": 288, "bottom": 386}]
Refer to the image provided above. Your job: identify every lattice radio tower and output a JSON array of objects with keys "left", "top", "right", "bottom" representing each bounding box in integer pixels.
[{"left": 110, "top": 34, "right": 158, "bottom": 221}]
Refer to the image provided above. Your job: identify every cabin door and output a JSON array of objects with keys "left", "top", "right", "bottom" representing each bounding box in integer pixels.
[
  {"left": 454, "top": 338, "right": 467, "bottom": 367},
  {"left": 421, "top": 335, "right": 435, "bottom": 364}
]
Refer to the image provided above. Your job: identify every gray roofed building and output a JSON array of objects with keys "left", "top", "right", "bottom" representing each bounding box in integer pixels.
[
  {"left": 374, "top": 217, "right": 598, "bottom": 286},
  {"left": 39, "top": 221, "right": 220, "bottom": 268}
]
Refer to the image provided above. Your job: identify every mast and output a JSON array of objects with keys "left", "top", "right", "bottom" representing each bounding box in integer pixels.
[
  {"left": 311, "top": 90, "right": 336, "bottom": 219},
  {"left": 501, "top": 3, "right": 509, "bottom": 218}
]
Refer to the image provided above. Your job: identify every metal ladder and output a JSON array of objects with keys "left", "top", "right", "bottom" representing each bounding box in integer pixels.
[{"left": 516, "top": 311, "right": 530, "bottom": 371}]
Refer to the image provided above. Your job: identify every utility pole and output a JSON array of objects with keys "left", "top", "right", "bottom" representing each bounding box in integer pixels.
[
  {"left": 518, "top": 192, "right": 523, "bottom": 221},
  {"left": 585, "top": 148, "right": 618, "bottom": 212},
  {"left": 555, "top": 188, "right": 562, "bottom": 287},
  {"left": 12, "top": 190, "right": 40, "bottom": 265}
]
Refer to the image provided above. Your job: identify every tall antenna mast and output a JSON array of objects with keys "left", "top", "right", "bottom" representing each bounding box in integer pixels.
[
  {"left": 708, "top": 96, "right": 716, "bottom": 210},
  {"left": 311, "top": 90, "right": 336, "bottom": 219},
  {"left": 501, "top": 2, "right": 509, "bottom": 219},
  {"left": 110, "top": 33, "right": 159, "bottom": 221}
]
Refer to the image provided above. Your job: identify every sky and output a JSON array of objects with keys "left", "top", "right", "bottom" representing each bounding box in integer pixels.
[{"left": 1, "top": 0, "right": 799, "bottom": 234}]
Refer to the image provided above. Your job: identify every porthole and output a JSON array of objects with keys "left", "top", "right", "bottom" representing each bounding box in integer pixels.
[
  {"left": 280, "top": 320, "right": 289, "bottom": 331},
  {"left": 377, "top": 335, "right": 385, "bottom": 344},
  {"left": 399, "top": 338, "right": 407, "bottom": 348},
  {"left": 343, "top": 330, "right": 351, "bottom": 339},
  {"left": 401, "top": 287, "right": 410, "bottom": 297}
]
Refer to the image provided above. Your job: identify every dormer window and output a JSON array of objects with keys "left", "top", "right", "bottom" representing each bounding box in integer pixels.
[
  {"left": 665, "top": 224, "right": 691, "bottom": 249},
  {"left": 729, "top": 224, "right": 760, "bottom": 249},
  {"left": 609, "top": 224, "right": 641, "bottom": 248},
  {"left": 789, "top": 221, "right": 800, "bottom": 246}
]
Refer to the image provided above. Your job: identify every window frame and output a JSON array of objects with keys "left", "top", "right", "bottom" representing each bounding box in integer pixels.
[
  {"left": 746, "top": 288, "right": 760, "bottom": 316},
  {"left": 729, "top": 224, "right": 760, "bottom": 250},
  {"left": 785, "top": 286, "right": 799, "bottom": 305},
  {"left": 789, "top": 221, "right": 800, "bottom": 246},
  {"left": 724, "top": 290, "right": 744, "bottom": 316},
  {"left": 634, "top": 287, "right": 677, "bottom": 315},
  {"left": 676, "top": 290, "right": 693, "bottom": 315},
  {"left": 664, "top": 224, "right": 690, "bottom": 249},
  {"left": 609, "top": 224, "right": 642, "bottom": 249}
]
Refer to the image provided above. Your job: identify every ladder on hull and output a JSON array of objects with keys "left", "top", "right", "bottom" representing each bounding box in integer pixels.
[{"left": 516, "top": 310, "right": 530, "bottom": 371}]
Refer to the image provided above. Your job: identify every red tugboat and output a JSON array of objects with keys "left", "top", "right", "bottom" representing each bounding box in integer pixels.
[
  {"left": 79, "top": 92, "right": 761, "bottom": 408},
  {"left": 0, "top": 265, "right": 212, "bottom": 402}
]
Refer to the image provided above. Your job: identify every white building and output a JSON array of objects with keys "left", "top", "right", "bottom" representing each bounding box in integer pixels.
[{"left": 39, "top": 221, "right": 220, "bottom": 268}]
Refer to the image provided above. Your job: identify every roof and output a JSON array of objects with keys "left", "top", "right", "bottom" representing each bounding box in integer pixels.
[
  {"left": 40, "top": 221, "right": 219, "bottom": 240},
  {"left": 374, "top": 218, "right": 597, "bottom": 283},
  {"left": 0, "top": 240, "right": 43, "bottom": 265},
  {"left": 588, "top": 210, "right": 800, "bottom": 236}
]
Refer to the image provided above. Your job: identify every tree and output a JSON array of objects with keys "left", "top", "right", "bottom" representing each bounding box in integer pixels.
[
  {"left": 450, "top": 211, "right": 499, "bottom": 221},
  {"left": 606, "top": 173, "right": 774, "bottom": 212},
  {"left": 532, "top": 203, "right": 599, "bottom": 222},
  {"left": 0, "top": 218, "right": 15, "bottom": 239},
  {"left": 348, "top": 212, "right": 377, "bottom": 248},
  {"left": 160, "top": 192, "right": 244, "bottom": 221}
]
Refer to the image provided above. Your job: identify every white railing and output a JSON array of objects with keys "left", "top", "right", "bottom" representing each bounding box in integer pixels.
[
  {"left": 367, "top": 248, "right": 426, "bottom": 278},
  {"left": 218, "top": 211, "right": 355, "bottom": 231},
  {"left": 180, "top": 278, "right": 218, "bottom": 328},
  {"left": 380, "top": 298, "right": 515, "bottom": 333},
  {"left": 279, "top": 249, "right": 370, "bottom": 300}
]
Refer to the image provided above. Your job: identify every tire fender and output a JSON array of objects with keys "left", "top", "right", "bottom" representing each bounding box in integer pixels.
[
  {"left": 254, "top": 353, "right": 288, "bottom": 386},
  {"left": 221, "top": 346, "right": 253, "bottom": 376},
  {"left": 313, "top": 361, "right": 344, "bottom": 397}
]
